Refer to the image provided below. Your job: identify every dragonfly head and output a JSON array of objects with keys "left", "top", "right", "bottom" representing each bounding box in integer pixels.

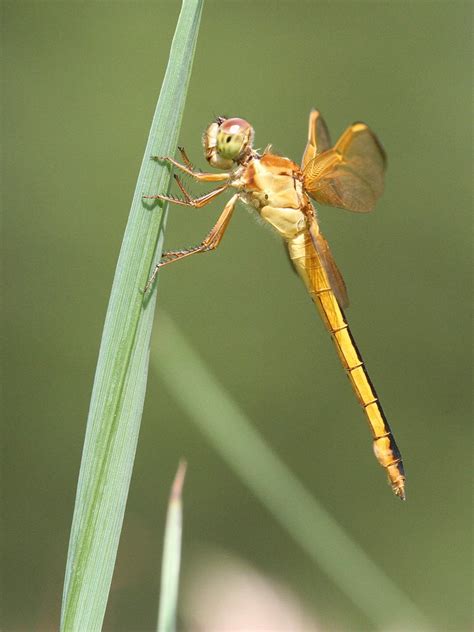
[{"left": 203, "top": 117, "right": 254, "bottom": 169}]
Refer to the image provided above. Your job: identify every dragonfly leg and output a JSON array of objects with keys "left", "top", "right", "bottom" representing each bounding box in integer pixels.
[
  {"left": 173, "top": 174, "right": 192, "bottom": 203},
  {"left": 152, "top": 151, "right": 231, "bottom": 183},
  {"left": 143, "top": 183, "right": 228, "bottom": 208},
  {"left": 144, "top": 193, "right": 238, "bottom": 293},
  {"left": 177, "top": 146, "right": 195, "bottom": 170}
]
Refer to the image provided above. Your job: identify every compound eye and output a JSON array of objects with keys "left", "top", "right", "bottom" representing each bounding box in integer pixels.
[{"left": 216, "top": 117, "right": 253, "bottom": 160}]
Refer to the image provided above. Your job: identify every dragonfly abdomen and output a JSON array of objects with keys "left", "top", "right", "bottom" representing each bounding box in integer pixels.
[{"left": 288, "top": 230, "right": 406, "bottom": 499}]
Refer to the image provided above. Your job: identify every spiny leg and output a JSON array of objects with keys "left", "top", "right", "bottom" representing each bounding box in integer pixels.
[
  {"left": 152, "top": 151, "right": 231, "bottom": 183},
  {"left": 172, "top": 174, "right": 224, "bottom": 208},
  {"left": 144, "top": 194, "right": 238, "bottom": 293},
  {"left": 173, "top": 174, "right": 193, "bottom": 203},
  {"left": 143, "top": 183, "right": 228, "bottom": 208},
  {"left": 177, "top": 146, "right": 194, "bottom": 171}
]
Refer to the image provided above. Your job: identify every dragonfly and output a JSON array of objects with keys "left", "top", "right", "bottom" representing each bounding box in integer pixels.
[{"left": 144, "top": 110, "right": 405, "bottom": 500}]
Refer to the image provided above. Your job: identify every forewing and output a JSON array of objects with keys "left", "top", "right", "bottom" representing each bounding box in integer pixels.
[
  {"left": 303, "top": 123, "right": 386, "bottom": 212},
  {"left": 308, "top": 221, "right": 349, "bottom": 308},
  {"left": 301, "top": 110, "right": 332, "bottom": 170}
]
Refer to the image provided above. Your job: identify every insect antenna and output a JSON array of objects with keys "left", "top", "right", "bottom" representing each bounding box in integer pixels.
[{"left": 214, "top": 113, "right": 228, "bottom": 125}]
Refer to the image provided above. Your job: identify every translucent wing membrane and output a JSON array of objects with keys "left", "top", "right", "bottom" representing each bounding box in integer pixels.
[
  {"left": 301, "top": 109, "right": 332, "bottom": 170},
  {"left": 303, "top": 231, "right": 343, "bottom": 333},
  {"left": 303, "top": 123, "right": 386, "bottom": 212},
  {"left": 308, "top": 222, "right": 349, "bottom": 308}
]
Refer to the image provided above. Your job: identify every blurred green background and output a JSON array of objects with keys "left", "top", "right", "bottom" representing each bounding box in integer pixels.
[{"left": 2, "top": 1, "right": 472, "bottom": 630}]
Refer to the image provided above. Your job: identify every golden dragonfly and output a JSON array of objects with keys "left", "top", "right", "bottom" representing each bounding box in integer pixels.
[{"left": 144, "top": 110, "right": 405, "bottom": 500}]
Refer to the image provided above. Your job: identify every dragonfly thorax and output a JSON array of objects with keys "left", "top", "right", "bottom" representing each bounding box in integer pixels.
[{"left": 203, "top": 117, "right": 255, "bottom": 170}]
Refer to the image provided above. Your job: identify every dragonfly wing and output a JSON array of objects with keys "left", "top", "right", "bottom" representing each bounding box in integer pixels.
[
  {"left": 283, "top": 240, "right": 299, "bottom": 276},
  {"left": 301, "top": 110, "right": 332, "bottom": 170},
  {"left": 308, "top": 221, "right": 349, "bottom": 308},
  {"left": 303, "top": 123, "right": 386, "bottom": 212}
]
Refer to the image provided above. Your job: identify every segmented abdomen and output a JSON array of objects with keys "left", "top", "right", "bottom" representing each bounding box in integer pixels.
[{"left": 288, "top": 229, "right": 405, "bottom": 499}]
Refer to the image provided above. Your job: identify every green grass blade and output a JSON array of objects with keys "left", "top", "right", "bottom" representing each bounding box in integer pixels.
[
  {"left": 152, "top": 313, "right": 431, "bottom": 631},
  {"left": 157, "top": 461, "right": 187, "bottom": 632},
  {"left": 60, "top": 2, "right": 203, "bottom": 630}
]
